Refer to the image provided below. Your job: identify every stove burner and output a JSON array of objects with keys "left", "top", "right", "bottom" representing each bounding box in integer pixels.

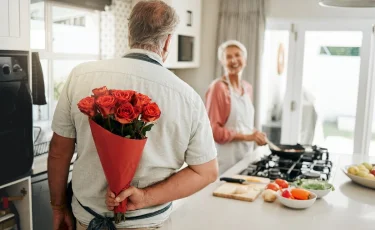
[
  {"left": 269, "top": 168, "right": 281, "bottom": 179},
  {"left": 301, "top": 155, "right": 313, "bottom": 162},
  {"left": 302, "top": 170, "right": 321, "bottom": 179},
  {"left": 240, "top": 145, "right": 333, "bottom": 182},
  {"left": 278, "top": 159, "right": 293, "bottom": 168}
]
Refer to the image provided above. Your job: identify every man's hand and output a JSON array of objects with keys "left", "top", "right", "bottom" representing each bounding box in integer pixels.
[
  {"left": 105, "top": 159, "right": 218, "bottom": 210},
  {"left": 52, "top": 208, "right": 74, "bottom": 230},
  {"left": 105, "top": 187, "right": 147, "bottom": 211}
]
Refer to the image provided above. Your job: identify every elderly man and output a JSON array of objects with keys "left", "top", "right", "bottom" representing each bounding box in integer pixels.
[{"left": 48, "top": 1, "right": 218, "bottom": 230}]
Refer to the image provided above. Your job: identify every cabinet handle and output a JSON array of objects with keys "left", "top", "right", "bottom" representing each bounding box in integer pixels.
[{"left": 187, "top": 10, "right": 192, "bottom": 27}]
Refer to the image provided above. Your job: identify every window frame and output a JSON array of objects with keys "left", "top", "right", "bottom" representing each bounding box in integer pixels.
[
  {"left": 31, "top": 1, "right": 101, "bottom": 121},
  {"left": 265, "top": 18, "right": 375, "bottom": 156}
]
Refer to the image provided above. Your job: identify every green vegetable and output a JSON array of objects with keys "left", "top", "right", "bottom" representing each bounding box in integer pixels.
[{"left": 293, "top": 179, "right": 335, "bottom": 191}]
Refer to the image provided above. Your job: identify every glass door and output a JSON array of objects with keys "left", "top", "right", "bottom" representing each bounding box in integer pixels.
[{"left": 290, "top": 21, "right": 373, "bottom": 155}]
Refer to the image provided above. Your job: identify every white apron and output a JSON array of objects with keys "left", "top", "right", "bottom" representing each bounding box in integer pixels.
[{"left": 216, "top": 76, "right": 255, "bottom": 175}]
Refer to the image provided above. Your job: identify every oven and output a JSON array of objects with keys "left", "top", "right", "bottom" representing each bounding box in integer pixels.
[{"left": 0, "top": 51, "right": 33, "bottom": 186}]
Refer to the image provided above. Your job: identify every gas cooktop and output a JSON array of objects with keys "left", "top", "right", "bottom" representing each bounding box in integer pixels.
[{"left": 239, "top": 145, "right": 335, "bottom": 182}]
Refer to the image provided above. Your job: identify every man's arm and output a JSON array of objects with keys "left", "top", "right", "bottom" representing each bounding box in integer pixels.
[
  {"left": 48, "top": 133, "right": 75, "bottom": 207},
  {"left": 107, "top": 158, "right": 218, "bottom": 210},
  {"left": 143, "top": 158, "right": 218, "bottom": 207}
]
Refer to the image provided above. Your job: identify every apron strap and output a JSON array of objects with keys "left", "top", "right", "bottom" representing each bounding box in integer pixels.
[
  {"left": 123, "top": 53, "right": 163, "bottom": 66},
  {"left": 77, "top": 198, "right": 172, "bottom": 229},
  {"left": 224, "top": 75, "right": 246, "bottom": 95}
]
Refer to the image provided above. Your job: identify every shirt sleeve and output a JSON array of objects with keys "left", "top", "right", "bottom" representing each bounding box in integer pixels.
[
  {"left": 184, "top": 96, "right": 218, "bottom": 165},
  {"left": 205, "top": 81, "right": 236, "bottom": 144},
  {"left": 51, "top": 70, "right": 76, "bottom": 138}
]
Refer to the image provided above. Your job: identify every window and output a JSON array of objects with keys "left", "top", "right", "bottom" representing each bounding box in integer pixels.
[
  {"left": 30, "top": 2, "right": 45, "bottom": 49},
  {"left": 31, "top": 1, "right": 100, "bottom": 121},
  {"left": 319, "top": 46, "right": 360, "bottom": 56}
]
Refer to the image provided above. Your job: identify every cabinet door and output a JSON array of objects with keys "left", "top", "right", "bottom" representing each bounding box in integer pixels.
[
  {"left": 0, "top": 0, "right": 29, "bottom": 50},
  {"left": 9, "top": 0, "right": 20, "bottom": 37},
  {"left": 0, "top": 0, "right": 10, "bottom": 37}
]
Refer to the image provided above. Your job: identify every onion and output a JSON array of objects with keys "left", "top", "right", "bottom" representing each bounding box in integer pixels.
[{"left": 262, "top": 189, "right": 277, "bottom": 202}]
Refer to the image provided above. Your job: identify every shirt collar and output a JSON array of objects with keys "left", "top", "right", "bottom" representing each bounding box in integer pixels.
[{"left": 125, "top": 48, "right": 164, "bottom": 66}]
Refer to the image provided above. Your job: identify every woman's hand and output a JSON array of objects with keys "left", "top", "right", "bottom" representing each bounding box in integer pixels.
[{"left": 244, "top": 130, "right": 267, "bottom": 146}]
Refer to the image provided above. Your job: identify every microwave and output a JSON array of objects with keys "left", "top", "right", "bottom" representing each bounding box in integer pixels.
[
  {"left": 0, "top": 51, "right": 33, "bottom": 185},
  {"left": 178, "top": 35, "right": 194, "bottom": 62}
]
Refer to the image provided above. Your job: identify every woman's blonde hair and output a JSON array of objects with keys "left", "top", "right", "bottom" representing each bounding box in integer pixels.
[{"left": 217, "top": 40, "right": 247, "bottom": 62}]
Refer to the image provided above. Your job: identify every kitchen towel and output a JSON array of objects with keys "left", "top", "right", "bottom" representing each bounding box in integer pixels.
[{"left": 32, "top": 52, "right": 47, "bottom": 105}]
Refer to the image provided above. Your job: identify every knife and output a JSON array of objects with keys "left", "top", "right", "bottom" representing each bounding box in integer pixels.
[{"left": 220, "top": 177, "right": 251, "bottom": 185}]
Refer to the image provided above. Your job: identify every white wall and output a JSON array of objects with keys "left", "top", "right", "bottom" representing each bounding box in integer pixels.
[
  {"left": 174, "top": 0, "right": 220, "bottom": 98},
  {"left": 265, "top": 0, "right": 375, "bottom": 19}
]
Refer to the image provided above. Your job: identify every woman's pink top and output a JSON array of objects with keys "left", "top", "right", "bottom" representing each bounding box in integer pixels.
[{"left": 205, "top": 78, "right": 253, "bottom": 144}]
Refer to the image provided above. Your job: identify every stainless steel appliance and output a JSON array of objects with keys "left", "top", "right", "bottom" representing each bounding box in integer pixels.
[
  {"left": 0, "top": 51, "right": 33, "bottom": 186},
  {"left": 240, "top": 145, "right": 334, "bottom": 182}
]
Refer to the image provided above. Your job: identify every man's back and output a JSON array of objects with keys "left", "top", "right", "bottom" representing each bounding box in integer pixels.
[{"left": 52, "top": 50, "right": 216, "bottom": 228}]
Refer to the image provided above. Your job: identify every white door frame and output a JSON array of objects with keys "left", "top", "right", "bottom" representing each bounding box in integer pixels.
[
  {"left": 265, "top": 19, "right": 298, "bottom": 144},
  {"left": 266, "top": 18, "right": 375, "bottom": 155}
]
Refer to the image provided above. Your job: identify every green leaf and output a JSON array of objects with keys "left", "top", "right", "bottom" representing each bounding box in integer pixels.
[
  {"left": 141, "top": 124, "right": 154, "bottom": 136},
  {"left": 134, "top": 120, "right": 144, "bottom": 132}
]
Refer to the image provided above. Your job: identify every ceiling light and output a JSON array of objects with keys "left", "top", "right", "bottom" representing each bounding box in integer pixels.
[{"left": 319, "top": 0, "right": 375, "bottom": 7}]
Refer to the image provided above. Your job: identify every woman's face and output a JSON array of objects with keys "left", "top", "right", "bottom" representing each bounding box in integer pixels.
[{"left": 222, "top": 46, "right": 246, "bottom": 75}]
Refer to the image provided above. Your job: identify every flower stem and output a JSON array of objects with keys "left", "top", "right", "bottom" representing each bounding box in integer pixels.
[
  {"left": 107, "top": 117, "right": 112, "bottom": 131},
  {"left": 121, "top": 124, "right": 124, "bottom": 136}
]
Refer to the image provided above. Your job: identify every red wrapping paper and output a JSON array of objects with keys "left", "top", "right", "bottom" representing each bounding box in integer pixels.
[{"left": 89, "top": 119, "right": 147, "bottom": 217}]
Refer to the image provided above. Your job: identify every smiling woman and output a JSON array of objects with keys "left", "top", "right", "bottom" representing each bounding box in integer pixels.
[{"left": 205, "top": 40, "right": 268, "bottom": 174}]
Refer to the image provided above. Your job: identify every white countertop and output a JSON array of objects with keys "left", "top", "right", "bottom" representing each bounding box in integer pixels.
[{"left": 160, "top": 148, "right": 375, "bottom": 230}]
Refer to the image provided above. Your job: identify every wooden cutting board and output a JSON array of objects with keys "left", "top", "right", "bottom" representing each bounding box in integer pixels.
[{"left": 213, "top": 175, "right": 270, "bottom": 202}]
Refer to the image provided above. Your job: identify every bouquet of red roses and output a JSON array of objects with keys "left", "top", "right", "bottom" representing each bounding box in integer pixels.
[{"left": 77, "top": 86, "right": 161, "bottom": 223}]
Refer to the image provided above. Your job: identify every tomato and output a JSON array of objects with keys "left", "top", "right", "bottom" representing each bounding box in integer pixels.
[
  {"left": 281, "top": 190, "right": 293, "bottom": 199},
  {"left": 266, "top": 183, "right": 280, "bottom": 191},
  {"left": 275, "top": 179, "right": 289, "bottom": 189},
  {"left": 291, "top": 188, "right": 310, "bottom": 200}
]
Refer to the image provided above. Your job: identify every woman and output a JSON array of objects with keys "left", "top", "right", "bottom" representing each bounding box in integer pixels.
[{"left": 205, "top": 40, "right": 267, "bottom": 174}]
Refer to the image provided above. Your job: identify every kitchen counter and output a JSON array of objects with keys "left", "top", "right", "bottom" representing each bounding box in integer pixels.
[{"left": 160, "top": 149, "right": 375, "bottom": 230}]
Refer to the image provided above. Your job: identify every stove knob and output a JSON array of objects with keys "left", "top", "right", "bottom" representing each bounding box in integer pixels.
[{"left": 2, "top": 64, "right": 10, "bottom": 74}]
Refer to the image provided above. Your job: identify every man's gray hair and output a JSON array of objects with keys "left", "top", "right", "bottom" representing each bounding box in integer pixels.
[{"left": 128, "top": 0, "right": 179, "bottom": 54}]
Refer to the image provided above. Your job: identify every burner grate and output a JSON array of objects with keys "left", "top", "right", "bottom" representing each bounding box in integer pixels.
[{"left": 240, "top": 146, "right": 333, "bottom": 182}]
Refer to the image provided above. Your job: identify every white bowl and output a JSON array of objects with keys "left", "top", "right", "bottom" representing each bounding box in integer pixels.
[
  {"left": 342, "top": 165, "right": 375, "bottom": 189},
  {"left": 302, "top": 188, "right": 331, "bottom": 199},
  {"left": 277, "top": 189, "right": 317, "bottom": 209}
]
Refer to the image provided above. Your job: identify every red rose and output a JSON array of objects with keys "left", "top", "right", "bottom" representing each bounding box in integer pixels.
[
  {"left": 92, "top": 86, "right": 109, "bottom": 97},
  {"left": 95, "top": 95, "right": 117, "bottom": 117},
  {"left": 141, "top": 102, "right": 161, "bottom": 122},
  {"left": 112, "top": 90, "right": 135, "bottom": 104},
  {"left": 132, "top": 93, "right": 151, "bottom": 110},
  {"left": 77, "top": 96, "right": 96, "bottom": 117},
  {"left": 115, "top": 103, "right": 140, "bottom": 124}
]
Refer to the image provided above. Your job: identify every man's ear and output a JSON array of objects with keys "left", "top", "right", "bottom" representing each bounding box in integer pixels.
[{"left": 163, "top": 34, "right": 172, "bottom": 52}]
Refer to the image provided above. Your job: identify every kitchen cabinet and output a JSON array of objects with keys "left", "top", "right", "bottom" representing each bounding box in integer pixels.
[
  {"left": 0, "top": 0, "right": 30, "bottom": 51},
  {"left": 0, "top": 177, "right": 33, "bottom": 230},
  {"left": 132, "top": 0, "right": 201, "bottom": 69}
]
